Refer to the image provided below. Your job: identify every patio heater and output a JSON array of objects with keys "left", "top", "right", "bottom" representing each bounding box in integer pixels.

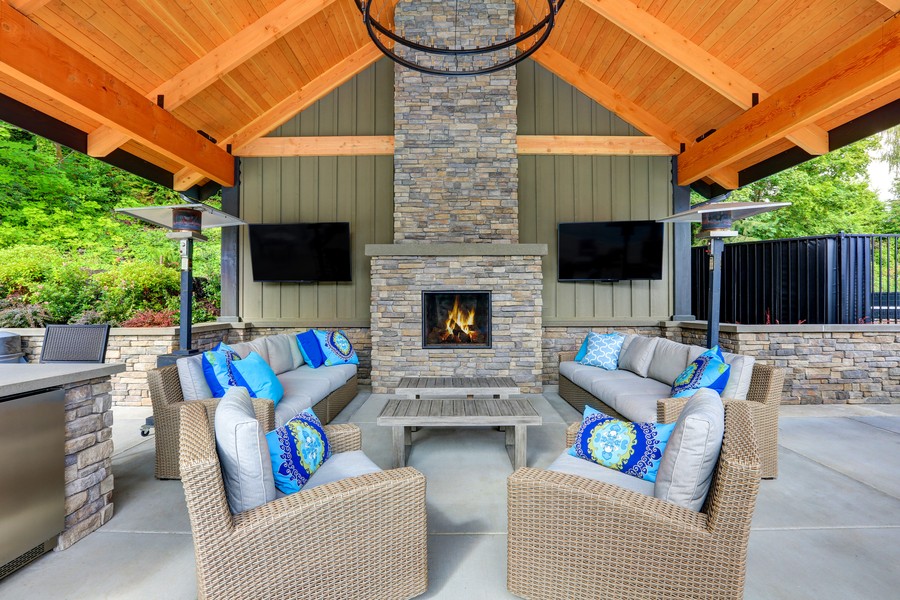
[
  {"left": 659, "top": 201, "right": 789, "bottom": 349},
  {"left": 114, "top": 202, "right": 245, "bottom": 365}
]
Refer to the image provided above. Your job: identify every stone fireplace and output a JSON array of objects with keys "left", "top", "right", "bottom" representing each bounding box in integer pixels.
[{"left": 366, "top": 0, "right": 546, "bottom": 393}]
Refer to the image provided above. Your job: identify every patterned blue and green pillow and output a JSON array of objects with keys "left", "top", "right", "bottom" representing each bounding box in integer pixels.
[
  {"left": 265, "top": 409, "right": 331, "bottom": 494},
  {"left": 569, "top": 406, "right": 675, "bottom": 482},
  {"left": 296, "top": 330, "right": 326, "bottom": 368},
  {"left": 671, "top": 346, "right": 731, "bottom": 398},
  {"left": 577, "top": 332, "right": 625, "bottom": 370},
  {"left": 313, "top": 330, "right": 359, "bottom": 366},
  {"left": 201, "top": 342, "right": 239, "bottom": 398}
]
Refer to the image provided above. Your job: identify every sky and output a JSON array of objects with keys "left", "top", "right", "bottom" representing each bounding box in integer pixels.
[{"left": 869, "top": 155, "right": 895, "bottom": 202}]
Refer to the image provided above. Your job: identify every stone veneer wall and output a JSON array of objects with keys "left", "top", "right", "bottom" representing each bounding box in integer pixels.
[
  {"left": 371, "top": 255, "right": 543, "bottom": 393},
  {"left": 393, "top": 0, "right": 518, "bottom": 242},
  {"left": 59, "top": 376, "right": 115, "bottom": 549}
]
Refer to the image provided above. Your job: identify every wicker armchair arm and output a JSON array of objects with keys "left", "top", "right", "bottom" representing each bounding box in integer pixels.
[
  {"left": 657, "top": 396, "right": 690, "bottom": 423},
  {"left": 509, "top": 468, "right": 707, "bottom": 533},
  {"left": 558, "top": 351, "right": 577, "bottom": 363},
  {"left": 323, "top": 424, "right": 362, "bottom": 453},
  {"left": 565, "top": 422, "right": 580, "bottom": 447}
]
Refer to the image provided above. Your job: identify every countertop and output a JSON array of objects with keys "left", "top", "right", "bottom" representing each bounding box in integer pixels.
[{"left": 0, "top": 363, "right": 126, "bottom": 397}]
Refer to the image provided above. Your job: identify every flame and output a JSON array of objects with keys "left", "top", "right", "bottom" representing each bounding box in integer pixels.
[{"left": 442, "top": 295, "right": 478, "bottom": 341}]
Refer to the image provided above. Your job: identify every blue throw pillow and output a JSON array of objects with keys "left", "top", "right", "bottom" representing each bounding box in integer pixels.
[
  {"left": 265, "top": 409, "right": 331, "bottom": 494},
  {"left": 574, "top": 334, "right": 591, "bottom": 362},
  {"left": 671, "top": 346, "right": 731, "bottom": 398},
  {"left": 201, "top": 343, "right": 239, "bottom": 398},
  {"left": 568, "top": 406, "right": 675, "bottom": 482},
  {"left": 231, "top": 351, "right": 284, "bottom": 404},
  {"left": 577, "top": 332, "right": 624, "bottom": 370},
  {"left": 313, "top": 330, "right": 359, "bottom": 366},
  {"left": 296, "top": 330, "right": 325, "bottom": 368}
]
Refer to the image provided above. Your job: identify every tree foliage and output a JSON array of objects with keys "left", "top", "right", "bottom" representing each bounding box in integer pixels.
[{"left": 0, "top": 122, "right": 221, "bottom": 325}]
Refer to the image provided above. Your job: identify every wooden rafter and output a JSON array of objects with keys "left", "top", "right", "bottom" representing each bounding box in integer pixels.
[
  {"left": 876, "top": 1, "right": 900, "bottom": 12},
  {"left": 678, "top": 14, "right": 900, "bottom": 185},
  {"left": 175, "top": 44, "right": 384, "bottom": 190},
  {"left": 0, "top": 0, "right": 234, "bottom": 185},
  {"left": 7, "top": 0, "right": 48, "bottom": 15},
  {"left": 234, "top": 135, "right": 677, "bottom": 157},
  {"left": 531, "top": 46, "right": 685, "bottom": 151},
  {"left": 577, "top": 0, "right": 829, "bottom": 155},
  {"left": 87, "top": 0, "right": 339, "bottom": 158}
]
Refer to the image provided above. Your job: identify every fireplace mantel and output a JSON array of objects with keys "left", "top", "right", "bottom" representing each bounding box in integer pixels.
[{"left": 366, "top": 243, "right": 547, "bottom": 257}]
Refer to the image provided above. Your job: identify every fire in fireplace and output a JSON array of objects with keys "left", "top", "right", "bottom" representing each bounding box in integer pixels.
[{"left": 422, "top": 291, "right": 491, "bottom": 348}]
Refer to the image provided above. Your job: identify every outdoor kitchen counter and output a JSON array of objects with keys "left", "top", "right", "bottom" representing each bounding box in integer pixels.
[
  {"left": 0, "top": 363, "right": 125, "bottom": 397},
  {"left": 0, "top": 361, "right": 125, "bottom": 569}
]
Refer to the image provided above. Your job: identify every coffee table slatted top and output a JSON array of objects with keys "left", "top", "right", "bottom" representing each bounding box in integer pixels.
[
  {"left": 395, "top": 376, "right": 520, "bottom": 399},
  {"left": 378, "top": 398, "right": 541, "bottom": 427}
]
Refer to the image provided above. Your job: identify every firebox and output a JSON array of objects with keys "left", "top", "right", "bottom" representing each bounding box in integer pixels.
[{"left": 422, "top": 291, "right": 491, "bottom": 349}]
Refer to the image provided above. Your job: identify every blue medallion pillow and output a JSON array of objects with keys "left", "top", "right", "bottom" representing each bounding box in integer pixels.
[
  {"left": 201, "top": 342, "right": 239, "bottom": 398},
  {"left": 671, "top": 346, "right": 731, "bottom": 398},
  {"left": 296, "top": 330, "right": 326, "bottom": 369},
  {"left": 577, "top": 332, "right": 625, "bottom": 370},
  {"left": 313, "top": 329, "right": 359, "bottom": 366},
  {"left": 231, "top": 351, "right": 284, "bottom": 404},
  {"left": 568, "top": 406, "right": 675, "bottom": 482},
  {"left": 265, "top": 409, "right": 331, "bottom": 494}
]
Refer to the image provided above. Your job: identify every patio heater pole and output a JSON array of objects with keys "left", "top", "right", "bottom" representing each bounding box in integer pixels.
[
  {"left": 178, "top": 237, "right": 193, "bottom": 353},
  {"left": 707, "top": 236, "right": 724, "bottom": 349}
]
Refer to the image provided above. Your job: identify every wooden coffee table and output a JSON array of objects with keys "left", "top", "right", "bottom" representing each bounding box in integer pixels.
[
  {"left": 395, "top": 376, "right": 520, "bottom": 399},
  {"left": 377, "top": 397, "right": 542, "bottom": 469}
]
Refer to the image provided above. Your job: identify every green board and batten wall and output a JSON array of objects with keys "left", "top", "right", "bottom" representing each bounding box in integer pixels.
[{"left": 239, "top": 59, "right": 674, "bottom": 324}]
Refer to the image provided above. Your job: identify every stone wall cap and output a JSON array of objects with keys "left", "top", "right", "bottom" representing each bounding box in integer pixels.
[
  {"left": 0, "top": 363, "right": 126, "bottom": 397},
  {"left": 366, "top": 243, "right": 548, "bottom": 256}
]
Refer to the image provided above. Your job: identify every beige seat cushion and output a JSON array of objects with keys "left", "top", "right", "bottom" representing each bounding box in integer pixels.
[
  {"left": 303, "top": 451, "right": 382, "bottom": 490},
  {"left": 547, "top": 452, "right": 655, "bottom": 496}
]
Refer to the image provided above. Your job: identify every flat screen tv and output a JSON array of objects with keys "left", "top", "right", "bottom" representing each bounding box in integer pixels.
[
  {"left": 558, "top": 220, "right": 664, "bottom": 282},
  {"left": 248, "top": 222, "right": 351, "bottom": 282}
]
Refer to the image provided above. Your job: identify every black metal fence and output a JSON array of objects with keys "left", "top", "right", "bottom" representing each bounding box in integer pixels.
[{"left": 691, "top": 234, "right": 900, "bottom": 325}]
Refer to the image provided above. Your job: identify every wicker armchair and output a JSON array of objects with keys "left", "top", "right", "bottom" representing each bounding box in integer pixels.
[
  {"left": 507, "top": 401, "right": 760, "bottom": 600},
  {"left": 179, "top": 399, "right": 429, "bottom": 600},
  {"left": 146, "top": 365, "right": 191, "bottom": 479},
  {"left": 559, "top": 351, "right": 784, "bottom": 478}
]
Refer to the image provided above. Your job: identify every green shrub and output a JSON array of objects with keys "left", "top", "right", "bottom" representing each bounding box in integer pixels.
[
  {"left": 32, "top": 263, "right": 100, "bottom": 323},
  {"left": 93, "top": 261, "right": 180, "bottom": 325},
  {"left": 0, "top": 300, "right": 49, "bottom": 327},
  {"left": 0, "top": 245, "right": 66, "bottom": 296}
]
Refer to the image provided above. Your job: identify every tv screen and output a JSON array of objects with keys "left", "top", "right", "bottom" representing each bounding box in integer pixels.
[
  {"left": 558, "top": 220, "right": 664, "bottom": 282},
  {"left": 248, "top": 222, "right": 351, "bottom": 282}
]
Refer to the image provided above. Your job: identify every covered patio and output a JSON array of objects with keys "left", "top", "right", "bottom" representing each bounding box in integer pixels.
[{"left": 1, "top": 0, "right": 900, "bottom": 598}]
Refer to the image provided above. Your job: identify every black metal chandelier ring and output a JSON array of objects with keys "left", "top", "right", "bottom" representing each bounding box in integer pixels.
[{"left": 355, "top": 0, "right": 566, "bottom": 76}]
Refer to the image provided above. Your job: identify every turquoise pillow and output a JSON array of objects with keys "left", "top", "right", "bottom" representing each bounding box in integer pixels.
[
  {"left": 574, "top": 334, "right": 591, "bottom": 362},
  {"left": 265, "top": 409, "right": 331, "bottom": 494},
  {"left": 313, "top": 330, "right": 359, "bottom": 366},
  {"left": 231, "top": 352, "right": 284, "bottom": 403},
  {"left": 296, "top": 330, "right": 325, "bottom": 368},
  {"left": 568, "top": 406, "right": 675, "bottom": 482},
  {"left": 577, "top": 332, "right": 624, "bottom": 370},
  {"left": 201, "top": 343, "right": 239, "bottom": 398},
  {"left": 671, "top": 346, "right": 730, "bottom": 398}
]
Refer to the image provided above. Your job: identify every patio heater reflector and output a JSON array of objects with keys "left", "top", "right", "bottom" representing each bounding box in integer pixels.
[
  {"left": 114, "top": 203, "right": 245, "bottom": 361},
  {"left": 659, "top": 201, "right": 790, "bottom": 349}
]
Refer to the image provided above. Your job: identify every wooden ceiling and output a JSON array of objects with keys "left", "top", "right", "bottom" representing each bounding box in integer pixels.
[{"left": 0, "top": 0, "right": 898, "bottom": 196}]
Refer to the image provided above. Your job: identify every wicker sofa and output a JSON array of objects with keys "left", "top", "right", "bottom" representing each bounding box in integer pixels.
[
  {"left": 180, "top": 398, "right": 428, "bottom": 599},
  {"left": 558, "top": 334, "right": 783, "bottom": 478},
  {"left": 507, "top": 400, "right": 760, "bottom": 600},
  {"left": 148, "top": 333, "right": 358, "bottom": 479}
]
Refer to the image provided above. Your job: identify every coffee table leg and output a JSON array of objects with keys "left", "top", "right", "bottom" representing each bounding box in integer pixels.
[
  {"left": 514, "top": 425, "right": 527, "bottom": 470},
  {"left": 392, "top": 426, "right": 406, "bottom": 468}
]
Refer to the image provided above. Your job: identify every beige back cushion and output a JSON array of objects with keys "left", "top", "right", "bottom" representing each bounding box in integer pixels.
[
  {"left": 617, "top": 335, "right": 659, "bottom": 378},
  {"left": 647, "top": 339, "right": 690, "bottom": 386},
  {"left": 265, "top": 335, "right": 296, "bottom": 375},
  {"left": 722, "top": 352, "right": 755, "bottom": 400},
  {"left": 245, "top": 338, "right": 270, "bottom": 365},
  {"left": 176, "top": 354, "right": 212, "bottom": 401}
]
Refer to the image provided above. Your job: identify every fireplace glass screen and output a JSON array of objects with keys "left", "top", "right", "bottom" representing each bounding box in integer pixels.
[{"left": 422, "top": 291, "right": 491, "bottom": 348}]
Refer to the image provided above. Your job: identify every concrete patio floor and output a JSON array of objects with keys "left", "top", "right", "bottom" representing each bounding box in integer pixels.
[{"left": 2, "top": 389, "right": 899, "bottom": 599}]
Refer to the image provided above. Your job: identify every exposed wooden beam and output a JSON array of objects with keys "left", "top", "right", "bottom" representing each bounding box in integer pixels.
[
  {"left": 234, "top": 135, "right": 677, "bottom": 157},
  {"left": 175, "top": 44, "right": 384, "bottom": 190},
  {"left": 517, "top": 135, "right": 676, "bottom": 155},
  {"left": 678, "top": 14, "right": 900, "bottom": 185},
  {"left": 531, "top": 46, "right": 685, "bottom": 152},
  {"left": 87, "top": 0, "right": 339, "bottom": 158},
  {"left": 576, "top": 0, "right": 828, "bottom": 155},
  {"left": 876, "top": 1, "right": 900, "bottom": 12},
  {"left": 0, "top": 0, "right": 234, "bottom": 185},
  {"left": 708, "top": 168, "right": 740, "bottom": 190},
  {"left": 7, "top": 0, "right": 49, "bottom": 15},
  {"left": 237, "top": 136, "right": 395, "bottom": 157}
]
